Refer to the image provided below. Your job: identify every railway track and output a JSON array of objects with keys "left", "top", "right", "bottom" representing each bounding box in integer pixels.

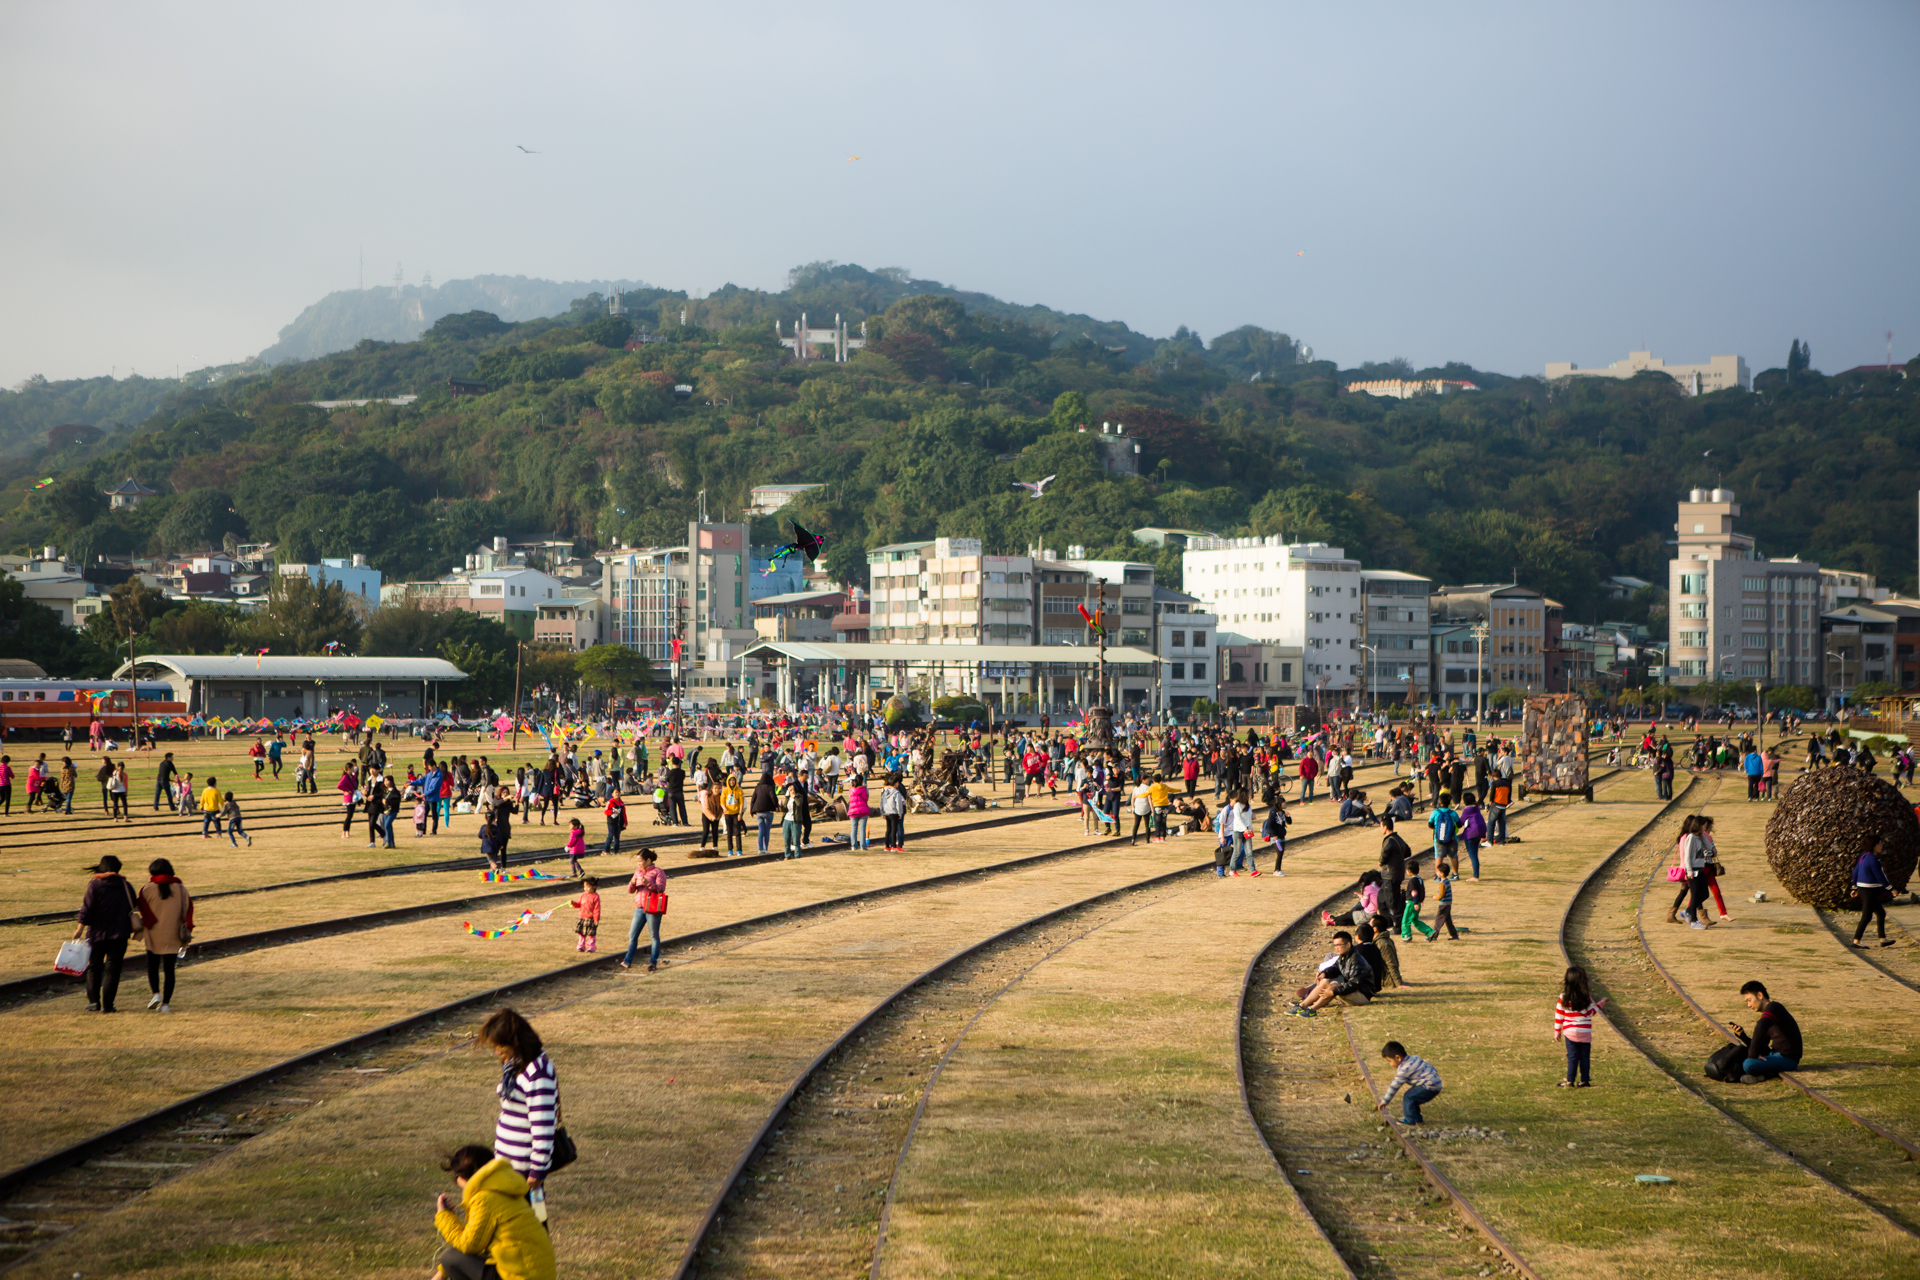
[
  {"left": 0, "top": 821, "right": 1215, "bottom": 1268},
  {"left": 1560, "top": 774, "right": 1920, "bottom": 1239},
  {"left": 676, "top": 763, "right": 1628, "bottom": 1279},
  {"left": 0, "top": 806, "right": 1083, "bottom": 999},
  {"left": 1812, "top": 902, "right": 1920, "bottom": 996},
  {"left": 1231, "top": 775, "right": 1630, "bottom": 1280}
]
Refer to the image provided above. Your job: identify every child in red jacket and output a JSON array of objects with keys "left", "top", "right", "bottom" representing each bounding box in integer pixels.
[{"left": 571, "top": 876, "right": 601, "bottom": 953}]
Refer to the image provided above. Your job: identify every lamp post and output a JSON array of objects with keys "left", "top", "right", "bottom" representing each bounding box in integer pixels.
[
  {"left": 1359, "top": 644, "right": 1378, "bottom": 722},
  {"left": 1471, "top": 622, "right": 1489, "bottom": 728},
  {"left": 1756, "top": 679, "right": 1765, "bottom": 749},
  {"left": 1825, "top": 649, "right": 1847, "bottom": 713}
]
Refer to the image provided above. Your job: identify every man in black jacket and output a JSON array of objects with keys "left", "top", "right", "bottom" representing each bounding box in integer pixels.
[
  {"left": 153, "top": 752, "right": 177, "bottom": 811},
  {"left": 665, "top": 760, "right": 688, "bottom": 826},
  {"left": 1294, "top": 932, "right": 1377, "bottom": 1013}
]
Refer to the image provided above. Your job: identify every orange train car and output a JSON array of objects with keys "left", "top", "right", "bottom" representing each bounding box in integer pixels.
[{"left": 0, "top": 680, "right": 188, "bottom": 739}]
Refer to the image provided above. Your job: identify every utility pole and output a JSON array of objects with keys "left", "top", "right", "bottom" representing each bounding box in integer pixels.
[
  {"left": 127, "top": 619, "right": 141, "bottom": 749},
  {"left": 510, "top": 643, "right": 525, "bottom": 750},
  {"left": 1095, "top": 579, "right": 1109, "bottom": 708},
  {"left": 1472, "top": 622, "right": 1489, "bottom": 729}
]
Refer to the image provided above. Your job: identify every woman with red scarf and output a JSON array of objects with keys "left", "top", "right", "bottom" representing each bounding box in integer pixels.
[{"left": 136, "top": 857, "right": 193, "bottom": 1012}]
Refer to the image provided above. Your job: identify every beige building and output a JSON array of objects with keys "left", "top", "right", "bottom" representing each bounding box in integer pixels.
[
  {"left": 866, "top": 537, "right": 1035, "bottom": 645},
  {"left": 1666, "top": 488, "right": 1821, "bottom": 686},
  {"left": 1344, "top": 378, "right": 1478, "bottom": 399},
  {"left": 1545, "top": 350, "right": 1750, "bottom": 396}
]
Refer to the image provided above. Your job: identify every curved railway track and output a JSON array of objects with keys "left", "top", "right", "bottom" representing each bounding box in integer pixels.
[
  {"left": 1231, "top": 773, "right": 1631, "bottom": 1279},
  {"left": 1812, "top": 903, "right": 1920, "bottom": 996},
  {"left": 0, "top": 806, "right": 1084, "bottom": 1000},
  {"left": 1560, "top": 773, "right": 1920, "bottom": 1239}
]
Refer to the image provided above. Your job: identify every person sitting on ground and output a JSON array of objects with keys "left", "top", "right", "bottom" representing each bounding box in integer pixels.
[
  {"left": 431, "top": 1143, "right": 556, "bottom": 1280},
  {"left": 1354, "top": 921, "right": 1397, "bottom": 991},
  {"left": 1325, "top": 870, "right": 1380, "bottom": 927},
  {"left": 1292, "top": 930, "right": 1376, "bottom": 1014},
  {"left": 1386, "top": 785, "right": 1415, "bottom": 823},
  {"left": 1339, "top": 789, "right": 1377, "bottom": 827},
  {"left": 1730, "top": 979, "right": 1802, "bottom": 1083}
]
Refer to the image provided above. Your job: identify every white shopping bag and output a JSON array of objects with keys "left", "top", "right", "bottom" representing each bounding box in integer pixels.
[{"left": 54, "top": 939, "right": 91, "bottom": 977}]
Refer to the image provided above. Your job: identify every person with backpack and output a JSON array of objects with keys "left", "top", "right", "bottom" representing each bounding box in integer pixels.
[
  {"left": 1457, "top": 791, "right": 1486, "bottom": 879},
  {"left": 74, "top": 854, "right": 138, "bottom": 1013},
  {"left": 1730, "top": 980, "right": 1802, "bottom": 1082},
  {"left": 1261, "top": 799, "right": 1291, "bottom": 876},
  {"left": 1427, "top": 792, "right": 1461, "bottom": 869}
]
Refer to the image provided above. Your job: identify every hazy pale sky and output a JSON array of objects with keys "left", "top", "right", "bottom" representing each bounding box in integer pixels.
[{"left": 4, "top": 1, "right": 1917, "bottom": 386}]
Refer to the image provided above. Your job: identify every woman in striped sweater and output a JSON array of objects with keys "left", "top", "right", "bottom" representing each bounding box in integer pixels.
[
  {"left": 480, "top": 1009, "right": 558, "bottom": 1190},
  {"left": 1553, "top": 965, "right": 1607, "bottom": 1088}
]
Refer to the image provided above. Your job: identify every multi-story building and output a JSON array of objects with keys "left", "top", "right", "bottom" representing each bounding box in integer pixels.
[
  {"left": 1666, "top": 488, "right": 1822, "bottom": 687},
  {"left": 1430, "top": 619, "right": 1490, "bottom": 710},
  {"left": 752, "top": 590, "right": 847, "bottom": 643},
  {"left": 532, "top": 586, "right": 604, "bottom": 651},
  {"left": 1819, "top": 602, "right": 1920, "bottom": 702},
  {"left": 1044, "top": 549, "right": 1156, "bottom": 651},
  {"left": 1153, "top": 588, "right": 1216, "bottom": 713},
  {"left": 1430, "top": 584, "right": 1552, "bottom": 702},
  {"left": 1545, "top": 350, "right": 1751, "bottom": 396},
  {"left": 1182, "top": 538, "right": 1362, "bottom": 706},
  {"left": 278, "top": 555, "right": 382, "bottom": 604},
  {"left": 1344, "top": 378, "right": 1478, "bottom": 399},
  {"left": 1358, "top": 569, "right": 1432, "bottom": 706},
  {"left": 598, "top": 522, "right": 757, "bottom": 702},
  {"left": 0, "top": 547, "right": 94, "bottom": 628},
  {"left": 865, "top": 537, "right": 1035, "bottom": 645},
  {"left": 1214, "top": 642, "right": 1306, "bottom": 712}
]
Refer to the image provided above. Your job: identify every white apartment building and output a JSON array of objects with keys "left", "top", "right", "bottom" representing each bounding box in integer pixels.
[
  {"left": 1154, "top": 588, "right": 1217, "bottom": 713},
  {"left": 866, "top": 537, "right": 1035, "bottom": 645},
  {"left": 1182, "top": 538, "right": 1362, "bottom": 703},
  {"left": 1545, "top": 350, "right": 1750, "bottom": 396},
  {"left": 1359, "top": 569, "right": 1432, "bottom": 704},
  {"left": 1667, "top": 488, "right": 1822, "bottom": 686}
]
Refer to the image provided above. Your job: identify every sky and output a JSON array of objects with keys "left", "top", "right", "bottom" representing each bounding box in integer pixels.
[{"left": 3, "top": 0, "right": 1918, "bottom": 386}]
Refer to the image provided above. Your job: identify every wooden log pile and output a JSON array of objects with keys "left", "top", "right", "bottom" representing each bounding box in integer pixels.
[{"left": 1764, "top": 766, "right": 1919, "bottom": 908}]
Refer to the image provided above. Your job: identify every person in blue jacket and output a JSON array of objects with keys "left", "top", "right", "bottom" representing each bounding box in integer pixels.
[
  {"left": 1742, "top": 747, "right": 1765, "bottom": 801},
  {"left": 1852, "top": 838, "right": 1896, "bottom": 948}
]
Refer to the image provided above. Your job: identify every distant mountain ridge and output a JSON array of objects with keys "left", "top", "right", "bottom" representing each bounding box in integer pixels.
[{"left": 260, "top": 274, "right": 654, "bottom": 363}]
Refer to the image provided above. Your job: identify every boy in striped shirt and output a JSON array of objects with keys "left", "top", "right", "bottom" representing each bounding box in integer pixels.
[{"left": 1379, "top": 1041, "right": 1442, "bottom": 1125}]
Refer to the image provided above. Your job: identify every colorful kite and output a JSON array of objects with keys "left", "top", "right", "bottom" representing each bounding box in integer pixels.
[
  {"left": 255, "top": 647, "right": 270, "bottom": 670},
  {"left": 30, "top": 478, "right": 54, "bottom": 490},
  {"left": 1077, "top": 603, "right": 1107, "bottom": 639},
  {"left": 462, "top": 908, "right": 555, "bottom": 939},
  {"left": 480, "top": 868, "right": 561, "bottom": 884},
  {"left": 761, "top": 520, "right": 826, "bottom": 576}
]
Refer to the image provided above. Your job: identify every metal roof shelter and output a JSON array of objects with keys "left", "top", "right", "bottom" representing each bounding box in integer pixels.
[
  {"left": 113, "top": 655, "right": 468, "bottom": 721},
  {"left": 738, "top": 639, "right": 1162, "bottom": 715}
]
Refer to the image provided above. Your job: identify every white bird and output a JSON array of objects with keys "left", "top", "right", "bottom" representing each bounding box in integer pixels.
[{"left": 1012, "top": 474, "right": 1057, "bottom": 498}]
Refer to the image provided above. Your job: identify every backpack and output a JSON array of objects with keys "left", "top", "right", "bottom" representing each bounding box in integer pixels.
[
  {"left": 1432, "top": 809, "right": 1458, "bottom": 843},
  {"left": 1704, "top": 1042, "right": 1745, "bottom": 1082}
]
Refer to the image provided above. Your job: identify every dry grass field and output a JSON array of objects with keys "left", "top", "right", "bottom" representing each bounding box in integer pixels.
[{"left": 4, "top": 723, "right": 1914, "bottom": 1279}]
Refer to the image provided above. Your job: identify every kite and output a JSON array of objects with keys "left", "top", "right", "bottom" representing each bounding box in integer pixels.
[
  {"left": 516, "top": 145, "right": 540, "bottom": 154},
  {"left": 480, "top": 868, "right": 561, "bottom": 884},
  {"left": 1012, "top": 474, "right": 1056, "bottom": 499},
  {"left": 463, "top": 907, "right": 555, "bottom": 939},
  {"left": 322, "top": 641, "right": 345, "bottom": 655},
  {"left": 30, "top": 478, "right": 53, "bottom": 490},
  {"left": 1296, "top": 251, "right": 1305, "bottom": 257},
  {"left": 762, "top": 520, "right": 826, "bottom": 576},
  {"left": 847, "top": 155, "right": 861, "bottom": 161},
  {"left": 255, "top": 647, "right": 270, "bottom": 670},
  {"left": 1077, "top": 603, "right": 1107, "bottom": 639}
]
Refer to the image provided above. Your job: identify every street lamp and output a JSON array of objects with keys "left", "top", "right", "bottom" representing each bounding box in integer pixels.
[
  {"left": 1471, "top": 622, "right": 1489, "bottom": 728},
  {"left": 1825, "top": 649, "right": 1848, "bottom": 713},
  {"left": 1358, "top": 644, "right": 1378, "bottom": 722}
]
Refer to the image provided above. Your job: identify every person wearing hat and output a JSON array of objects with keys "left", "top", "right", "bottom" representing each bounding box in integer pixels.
[{"left": 73, "top": 854, "right": 139, "bottom": 1012}]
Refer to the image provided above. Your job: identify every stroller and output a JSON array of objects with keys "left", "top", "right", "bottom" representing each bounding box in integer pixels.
[{"left": 651, "top": 783, "right": 672, "bottom": 826}]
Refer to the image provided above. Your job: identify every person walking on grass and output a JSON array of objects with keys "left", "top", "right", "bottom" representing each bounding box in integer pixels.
[
  {"left": 1401, "top": 857, "right": 1436, "bottom": 940},
  {"left": 750, "top": 769, "right": 779, "bottom": 856},
  {"left": 1852, "top": 838, "right": 1896, "bottom": 948},
  {"left": 431, "top": 1143, "right": 556, "bottom": 1280},
  {"left": 1261, "top": 798, "right": 1291, "bottom": 876},
  {"left": 847, "top": 773, "right": 872, "bottom": 851},
  {"left": 1426, "top": 790, "right": 1461, "bottom": 871},
  {"left": 1426, "top": 860, "right": 1461, "bottom": 940},
  {"left": 221, "top": 791, "right": 250, "bottom": 846},
  {"left": 604, "top": 790, "right": 627, "bottom": 858},
  {"left": 109, "top": 760, "right": 129, "bottom": 821},
  {"left": 1553, "top": 964, "right": 1606, "bottom": 1088},
  {"left": 1379, "top": 1040, "right": 1443, "bottom": 1126},
  {"left": 137, "top": 857, "right": 192, "bottom": 1013},
  {"left": 1458, "top": 791, "right": 1486, "bottom": 879},
  {"left": 565, "top": 818, "right": 587, "bottom": 878},
  {"left": 618, "top": 848, "right": 668, "bottom": 972},
  {"left": 475, "top": 1008, "right": 559, "bottom": 1196},
  {"left": 199, "top": 775, "right": 224, "bottom": 839},
  {"left": 1226, "top": 791, "right": 1259, "bottom": 876},
  {"left": 880, "top": 772, "right": 909, "bottom": 852},
  {"left": 74, "top": 854, "right": 137, "bottom": 1013}
]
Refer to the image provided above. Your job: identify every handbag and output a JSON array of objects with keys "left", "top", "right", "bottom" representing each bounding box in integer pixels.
[
  {"left": 641, "top": 891, "right": 668, "bottom": 915},
  {"left": 1666, "top": 865, "right": 1686, "bottom": 882},
  {"left": 1712, "top": 862, "right": 1727, "bottom": 878},
  {"left": 55, "top": 938, "right": 91, "bottom": 977},
  {"left": 548, "top": 1104, "right": 579, "bottom": 1173}
]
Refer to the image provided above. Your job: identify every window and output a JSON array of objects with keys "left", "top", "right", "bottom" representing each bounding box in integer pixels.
[
  {"left": 1229, "top": 662, "right": 1246, "bottom": 683},
  {"left": 1679, "top": 602, "right": 1707, "bottom": 618},
  {"left": 1122, "top": 598, "right": 1149, "bottom": 614},
  {"left": 1280, "top": 662, "right": 1292, "bottom": 682},
  {"left": 1192, "top": 631, "right": 1206, "bottom": 648},
  {"left": 1680, "top": 659, "right": 1708, "bottom": 676},
  {"left": 1742, "top": 577, "right": 1765, "bottom": 591},
  {"left": 1680, "top": 574, "right": 1706, "bottom": 595},
  {"left": 1743, "top": 634, "right": 1767, "bottom": 649},
  {"left": 1192, "top": 662, "right": 1206, "bottom": 681},
  {"left": 1171, "top": 630, "right": 1185, "bottom": 648},
  {"left": 1678, "top": 631, "right": 1707, "bottom": 647},
  {"left": 1170, "top": 662, "right": 1185, "bottom": 679},
  {"left": 1742, "top": 605, "right": 1765, "bottom": 620}
]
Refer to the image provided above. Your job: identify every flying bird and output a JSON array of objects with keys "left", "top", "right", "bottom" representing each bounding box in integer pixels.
[
  {"left": 1012, "top": 474, "right": 1057, "bottom": 498},
  {"left": 762, "top": 520, "right": 826, "bottom": 576},
  {"left": 516, "top": 145, "right": 540, "bottom": 154}
]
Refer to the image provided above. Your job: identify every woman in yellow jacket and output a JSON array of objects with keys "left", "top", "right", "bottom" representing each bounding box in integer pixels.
[
  {"left": 719, "top": 772, "right": 745, "bottom": 855},
  {"left": 432, "top": 1145, "right": 555, "bottom": 1280}
]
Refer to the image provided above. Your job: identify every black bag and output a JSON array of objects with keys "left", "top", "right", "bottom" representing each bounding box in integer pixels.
[
  {"left": 1705, "top": 1042, "right": 1745, "bottom": 1082},
  {"left": 548, "top": 1124, "right": 577, "bottom": 1173}
]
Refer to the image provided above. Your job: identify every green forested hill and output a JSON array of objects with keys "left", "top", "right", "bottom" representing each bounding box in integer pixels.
[{"left": 4, "top": 264, "right": 1917, "bottom": 633}]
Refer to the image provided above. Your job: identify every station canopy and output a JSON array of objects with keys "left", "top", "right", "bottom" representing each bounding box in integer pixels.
[{"left": 739, "top": 640, "right": 1159, "bottom": 667}]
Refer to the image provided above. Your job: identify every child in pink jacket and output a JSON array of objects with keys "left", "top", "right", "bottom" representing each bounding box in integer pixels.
[
  {"left": 571, "top": 877, "right": 601, "bottom": 953},
  {"left": 565, "top": 818, "right": 587, "bottom": 877}
]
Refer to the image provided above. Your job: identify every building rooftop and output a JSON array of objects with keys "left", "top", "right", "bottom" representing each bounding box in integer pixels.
[{"left": 115, "top": 655, "right": 468, "bottom": 681}]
